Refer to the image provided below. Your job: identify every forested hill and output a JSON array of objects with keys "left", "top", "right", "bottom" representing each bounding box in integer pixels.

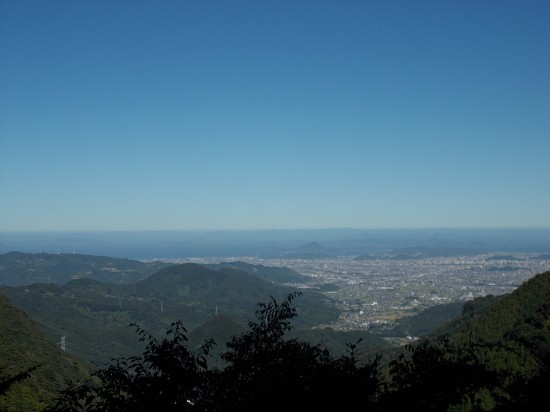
[
  {"left": 131, "top": 263, "right": 338, "bottom": 327},
  {"left": 440, "top": 269, "right": 550, "bottom": 343},
  {"left": 50, "top": 271, "right": 550, "bottom": 411},
  {"left": 203, "top": 261, "right": 307, "bottom": 284},
  {"left": 0, "top": 252, "right": 308, "bottom": 287},
  {"left": 0, "top": 293, "right": 89, "bottom": 411},
  {"left": 0, "top": 264, "right": 342, "bottom": 367},
  {"left": 2, "top": 267, "right": 549, "bottom": 410},
  {"left": 0, "top": 251, "right": 169, "bottom": 286},
  {"left": 378, "top": 270, "right": 550, "bottom": 410}
]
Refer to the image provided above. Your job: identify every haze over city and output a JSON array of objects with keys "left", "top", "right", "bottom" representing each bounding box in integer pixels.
[{"left": 1, "top": 1, "right": 549, "bottom": 232}]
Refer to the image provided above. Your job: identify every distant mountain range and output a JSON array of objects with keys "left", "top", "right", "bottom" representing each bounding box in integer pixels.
[
  {"left": 2, "top": 228, "right": 549, "bottom": 259},
  {"left": 0, "top": 251, "right": 168, "bottom": 286},
  {"left": 277, "top": 241, "right": 332, "bottom": 259}
]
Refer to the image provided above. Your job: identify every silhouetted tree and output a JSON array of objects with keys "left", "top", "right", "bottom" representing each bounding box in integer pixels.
[
  {"left": 215, "top": 292, "right": 381, "bottom": 411},
  {"left": 50, "top": 292, "right": 381, "bottom": 411},
  {"left": 380, "top": 338, "right": 501, "bottom": 411},
  {"left": 49, "top": 322, "right": 215, "bottom": 411}
]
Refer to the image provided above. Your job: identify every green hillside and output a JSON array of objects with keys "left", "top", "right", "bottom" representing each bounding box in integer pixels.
[
  {"left": 9, "top": 270, "right": 549, "bottom": 411},
  {"left": 0, "top": 293, "right": 89, "bottom": 411},
  {"left": 4, "top": 251, "right": 548, "bottom": 411},
  {"left": 0, "top": 252, "right": 169, "bottom": 286},
  {"left": 387, "top": 301, "right": 466, "bottom": 338},
  {"left": 431, "top": 270, "right": 550, "bottom": 350},
  {"left": 132, "top": 263, "right": 338, "bottom": 327},
  {"left": 53, "top": 272, "right": 550, "bottom": 411},
  {"left": 0, "top": 264, "right": 341, "bottom": 367},
  {"left": 449, "top": 270, "right": 550, "bottom": 391},
  {"left": 379, "top": 270, "right": 550, "bottom": 410},
  {"left": 203, "top": 261, "right": 307, "bottom": 284}
]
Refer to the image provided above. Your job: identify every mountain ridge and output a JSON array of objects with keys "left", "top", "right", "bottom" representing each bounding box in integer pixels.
[{"left": 0, "top": 251, "right": 168, "bottom": 286}]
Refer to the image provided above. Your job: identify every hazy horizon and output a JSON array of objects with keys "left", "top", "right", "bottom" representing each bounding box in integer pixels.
[
  {"left": 3, "top": 225, "right": 550, "bottom": 233},
  {"left": 2, "top": 1, "right": 549, "bottom": 232},
  {"left": 2, "top": 227, "right": 550, "bottom": 260}
]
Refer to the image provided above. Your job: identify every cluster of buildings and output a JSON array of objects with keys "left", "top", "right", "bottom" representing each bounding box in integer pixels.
[{"left": 245, "top": 254, "right": 550, "bottom": 331}]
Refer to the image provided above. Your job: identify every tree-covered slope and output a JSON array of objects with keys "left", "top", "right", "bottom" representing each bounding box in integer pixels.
[
  {"left": 0, "top": 264, "right": 341, "bottom": 368},
  {"left": 0, "top": 252, "right": 169, "bottom": 286},
  {"left": 388, "top": 301, "right": 466, "bottom": 338},
  {"left": 429, "top": 270, "right": 550, "bottom": 352},
  {"left": 132, "top": 263, "right": 339, "bottom": 327},
  {"left": 0, "top": 281, "right": 151, "bottom": 365},
  {"left": 203, "top": 261, "right": 307, "bottom": 284},
  {"left": 52, "top": 292, "right": 382, "bottom": 412},
  {"left": 0, "top": 293, "right": 89, "bottom": 411},
  {"left": 35, "top": 271, "right": 550, "bottom": 411},
  {"left": 381, "top": 270, "right": 550, "bottom": 410}
]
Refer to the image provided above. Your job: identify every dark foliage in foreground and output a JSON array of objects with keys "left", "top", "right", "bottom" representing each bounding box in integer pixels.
[
  {"left": 50, "top": 292, "right": 380, "bottom": 411},
  {"left": 215, "top": 292, "right": 380, "bottom": 411},
  {"left": 49, "top": 271, "right": 550, "bottom": 411}
]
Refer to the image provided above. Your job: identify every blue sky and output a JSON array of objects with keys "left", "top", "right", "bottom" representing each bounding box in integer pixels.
[{"left": 1, "top": 0, "right": 549, "bottom": 231}]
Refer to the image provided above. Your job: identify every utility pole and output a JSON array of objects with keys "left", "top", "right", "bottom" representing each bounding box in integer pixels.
[
  {"left": 161, "top": 301, "right": 164, "bottom": 313},
  {"left": 60, "top": 336, "right": 66, "bottom": 351}
]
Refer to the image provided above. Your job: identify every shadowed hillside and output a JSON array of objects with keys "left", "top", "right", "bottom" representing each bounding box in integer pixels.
[
  {"left": 0, "top": 293, "right": 89, "bottom": 411},
  {"left": 0, "top": 263, "right": 341, "bottom": 366},
  {"left": 51, "top": 272, "right": 550, "bottom": 411}
]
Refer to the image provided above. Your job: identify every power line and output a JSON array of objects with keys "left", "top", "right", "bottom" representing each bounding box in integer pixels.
[
  {"left": 64, "top": 348, "right": 114, "bottom": 366},
  {"left": 65, "top": 342, "right": 114, "bottom": 358},
  {"left": 58, "top": 336, "right": 120, "bottom": 367}
]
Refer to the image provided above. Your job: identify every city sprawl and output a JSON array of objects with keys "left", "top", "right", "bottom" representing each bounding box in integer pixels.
[{"left": 186, "top": 254, "right": 550, "bottom": 333}]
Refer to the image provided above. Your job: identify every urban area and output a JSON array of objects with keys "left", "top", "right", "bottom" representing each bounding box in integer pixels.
[{"left": 181, "top": 254, "right": 550, "bottom": 332}]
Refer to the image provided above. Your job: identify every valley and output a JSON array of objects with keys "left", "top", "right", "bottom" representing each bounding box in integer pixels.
[
  {"left": 1, "top": 251, "right": 549, "bottom": 411},
  {"left": 165, "top": 253, "right": 550, "bottom": 333},
  {"left": 1, "top": 251, "right": 548, "bottom": 366}
]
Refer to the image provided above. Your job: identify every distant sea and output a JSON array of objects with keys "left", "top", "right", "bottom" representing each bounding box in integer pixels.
[{"left": 1, "top": 228, "right": 549, "bottom": 260}]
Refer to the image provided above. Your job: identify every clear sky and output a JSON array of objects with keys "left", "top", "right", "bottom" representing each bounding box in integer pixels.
[{"left": 1, "top": 0, "right": 549, "bottom": 231}]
